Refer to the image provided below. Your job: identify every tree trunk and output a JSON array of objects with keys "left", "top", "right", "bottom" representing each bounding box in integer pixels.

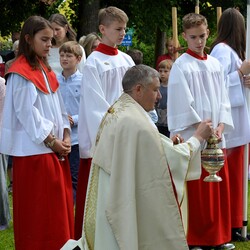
[
  {"left": 154, "top": 27, "right": 166, "bottom": 68},
  {"left": 77, "top": 0, "right": 100, "bottom": 39}
]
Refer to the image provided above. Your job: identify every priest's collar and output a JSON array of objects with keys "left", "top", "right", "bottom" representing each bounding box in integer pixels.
[
  {"left": 186, "top": 49, "right": 207, "bottom": 60},
  {"left": 95, "top": 43, "right": 118, "bottom": 55}
]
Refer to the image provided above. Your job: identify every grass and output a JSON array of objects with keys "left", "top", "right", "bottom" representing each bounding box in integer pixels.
[{"left": 1, "top": 184, "right": 250, "bottom": 249}]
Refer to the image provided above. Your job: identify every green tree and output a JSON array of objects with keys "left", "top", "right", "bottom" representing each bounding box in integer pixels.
[{"left": 0, "top": 0, "right": 248, "bottom": 66}]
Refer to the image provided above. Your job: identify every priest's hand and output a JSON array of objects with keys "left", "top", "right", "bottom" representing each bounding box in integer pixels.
[{"left": 171, "top": 134, "right": 184, "bottom": 145}]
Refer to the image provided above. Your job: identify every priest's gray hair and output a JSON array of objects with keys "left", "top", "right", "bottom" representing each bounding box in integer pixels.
[{"left": 123, "top": 64, "right": 160, "bottom": 93}]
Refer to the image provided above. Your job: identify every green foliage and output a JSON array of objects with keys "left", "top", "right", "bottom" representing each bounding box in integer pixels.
[{"left": 0, "top": 37, "right": 12, "bottom": 51}]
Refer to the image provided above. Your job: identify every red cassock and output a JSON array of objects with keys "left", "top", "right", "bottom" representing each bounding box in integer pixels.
[
  {"left": 187, "top": 149, "right": 231, "bottom": 246},
  {"left": 226, "top": 146, "right": 244, "bottom": 228},
  {"left": 13, "top": 154, "right": 74, "bottom": 250}
]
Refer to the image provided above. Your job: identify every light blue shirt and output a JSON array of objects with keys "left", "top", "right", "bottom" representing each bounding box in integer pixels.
[{"left": 57, "top": 70, "right": 83, "bottom": 145}]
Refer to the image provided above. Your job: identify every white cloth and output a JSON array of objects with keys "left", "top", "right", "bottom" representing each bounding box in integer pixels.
[
  {"left": 0, "top": 77, "right": 5, "bottom": 133},
  {"left": 167, "top": 53, "right": 234, "bottom": 148},
  {"left": 78, "top": 50, "right": 134, "bottom": 158},
  {"left": 48, "top": 46, "right": 86, "bottom": 75},
  {"left": 0, "top": 73, "right": 70, "bottom": 156},
  {"left": 62, "top": 93, "right": 204, "bottom": 250},
  {"left": 210, "top": 43, "right": 250, "bottom": 148},
  {"left": 58, "top": 69, "right": 82, "bottom": 145}
]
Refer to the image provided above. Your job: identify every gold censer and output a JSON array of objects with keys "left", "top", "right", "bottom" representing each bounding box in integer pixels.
[{"left": 201, "top": 134, "right": 224, "bottom": 182}]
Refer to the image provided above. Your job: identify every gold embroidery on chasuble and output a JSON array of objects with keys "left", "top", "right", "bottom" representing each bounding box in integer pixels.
[
  {"left": 95, "top": 95, "right": 131, "bottom": 145},
  {"left": 84, "top": 164, "right": 99, "bottom": 250},
  {"left": 84, "top": 94, "right": 136, "bottom": 249}
]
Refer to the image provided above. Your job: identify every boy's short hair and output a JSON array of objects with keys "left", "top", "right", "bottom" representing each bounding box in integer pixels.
[
  {"left": 98, "top": 6, "right": 128, "bottom": 26},
  {"left": 59, "top": 41, "right": 83, "bottom": 57},
  {"left": 158, "top": 59, "right": 173, "bottom": 71},
  {"left": 182, "top": 13, "right": 208, "bottom": 31}
]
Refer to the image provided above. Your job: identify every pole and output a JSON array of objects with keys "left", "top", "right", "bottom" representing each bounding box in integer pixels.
[
  {"left": 172, "top": 7, "right": 179, "bottom": 60},
  {"left": 242, "top": 0, "right": 250, "bottom": 239},
  {"left": 216, "top": 7, "right": 222, "bottom": 26},
  {"left": 195, "top": 0, "right": 199, "bottom": 14}
]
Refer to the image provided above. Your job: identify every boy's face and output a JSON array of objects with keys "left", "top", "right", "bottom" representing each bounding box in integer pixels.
[
  {"left": 182, "top": 24, "right": 209, "bottom": 57},
  {"left": 99, "top": 21, "right": 126, "bottom": 47},
  {"left": 159, "top": 67, "right": 170, "bottom": 84},
  {"left": 59, "top": 52, "right": 81, "bottom": 71}
]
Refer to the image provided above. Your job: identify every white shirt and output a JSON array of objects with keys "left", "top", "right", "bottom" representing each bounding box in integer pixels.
[
  {"left": 210, "top": 43, "right": 250, "bottom": 148},
  {"left": 78, "top": 50, "right": 135, "bottom": 158},
  {"left": 0, "top": 73, "right": 70, "bottom": 156}
]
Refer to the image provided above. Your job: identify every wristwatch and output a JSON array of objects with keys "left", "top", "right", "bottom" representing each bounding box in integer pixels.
[{"left": 45, "top": 135, "right": 56, "bottom": 148}]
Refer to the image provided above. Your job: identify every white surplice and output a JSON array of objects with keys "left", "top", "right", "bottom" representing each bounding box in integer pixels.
[{"left": 78, "top": 50, "right": 134, "bottom": 159}]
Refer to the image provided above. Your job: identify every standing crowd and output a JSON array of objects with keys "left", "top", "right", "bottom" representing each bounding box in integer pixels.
[{"left": 0, "top": 5, "right": 250, "bottom": 250}]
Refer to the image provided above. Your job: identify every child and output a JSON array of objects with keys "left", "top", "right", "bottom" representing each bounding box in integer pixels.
[
  {"left": 210, "top": 8, "right": 250, "bottom": 241},
  {"left": 0, "top": 16, "right": 74, "bottom": 249},
  {"left": 156, "top": 59, "right": 173, "bottom": 137},
  {"left": 75, "top": 6, "right": 135, "bottom": 239},
  {"left": 167, "top": 13, "right": 234, "bottom": 249},
  {"left": 156, "top": 37, "right": 174, "bottom": 69},
  {"left": 58, "top": 41, "right": 83, "bottom": 203}
]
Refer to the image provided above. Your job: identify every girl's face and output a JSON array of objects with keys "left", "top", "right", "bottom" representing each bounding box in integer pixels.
[
  {"left": 92, "top": 39, "right": 101, "bottom": 52},
  {"left": 31, "top": 27, "right": 53, "bottom": 57},
  {"left": 51, "top": 22, "right": 68, "bottom": 45},
  {"left": 167, "top": 41, "right": 174, "bottom": 55},
  {"left": 99, "top": 21, "right": 126, "bottom": 47}
]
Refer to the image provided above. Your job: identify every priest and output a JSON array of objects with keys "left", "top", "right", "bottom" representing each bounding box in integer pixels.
[{"left": 62, "top": 64, "right": 213, "bottom": 250}]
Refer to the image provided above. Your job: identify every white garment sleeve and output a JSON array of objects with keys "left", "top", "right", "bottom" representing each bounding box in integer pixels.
[
  {"left": 12, "top": 75, "right": 53, "bottom": 144},
  {"left": 160, "top": 134, "right": 201, "bottom": 204},
  {"left": 167, "top": 63, "right": 201, "bottom": 132},
  {"left": 211, "top": 44, "right": 244, "bottom": 108},
  {"left": 78, "top": 65, "right": 110, "bottom": 158}
]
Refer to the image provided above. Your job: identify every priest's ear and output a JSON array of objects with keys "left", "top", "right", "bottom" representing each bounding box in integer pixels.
[{"left": 134, "top": 83, "right": 144, "bottom": 96}]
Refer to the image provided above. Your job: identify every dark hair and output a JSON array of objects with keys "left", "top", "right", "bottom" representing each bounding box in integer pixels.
[
  {"left": 210, "top": 8, "right": 245, "bottom": 61},
  {"left": 18, "top": 15, "right": 52, "bottom": 69},
  {"left": 49, "top": 13, "right": 76, "bottom": 45},
  {"left": 126, "top": 49, "right": 143, "bottom": 65}
]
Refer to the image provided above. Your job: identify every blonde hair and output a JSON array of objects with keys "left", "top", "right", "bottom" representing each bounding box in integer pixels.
[
  {"left": 182, "top": 13, "right": 208, "bottom": 31},
  {"left": 158, "top": 59, "right": 173, "bottom": 71},
  {"left": 98, "top": 6, "right": 128, "bottom": 26},
  {"left": 59, "top": 41, "right": 83, "bottom": 57},
  {"left": 81, "top": 32, "right": 101, "bottom": 57}
]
